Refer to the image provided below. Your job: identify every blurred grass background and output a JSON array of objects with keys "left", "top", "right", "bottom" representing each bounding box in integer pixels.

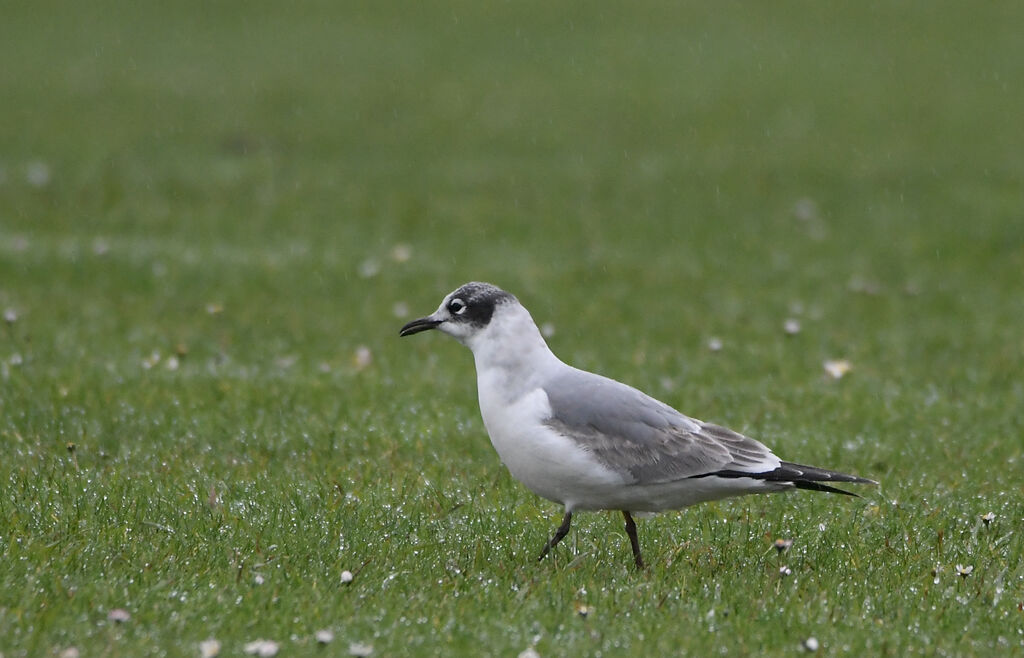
[{"left": 1, "top": 1, "right": 1022, "bottom": 656}]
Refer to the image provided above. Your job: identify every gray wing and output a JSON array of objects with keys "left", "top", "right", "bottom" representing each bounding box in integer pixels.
[{"left": 543, "top": 367, "right": 780, "bottom": 485}]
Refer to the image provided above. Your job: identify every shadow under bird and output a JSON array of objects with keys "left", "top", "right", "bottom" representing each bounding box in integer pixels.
[{"left": 400, "top": 282, "right": 876, "bottom": 568}]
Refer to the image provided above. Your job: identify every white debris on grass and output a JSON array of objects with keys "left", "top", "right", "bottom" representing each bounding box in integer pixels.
[
  {"left": 353, "top": 346, "right": 373, "bottom": 371},
  {"left": 707, "top": 337, "right": 723, "bottom": 352},
  {"left": 243, "top": 640, "right": 279, "bottom": 657},
  {"left": 802, "top": 637, "right": 820, "bottom": 651},
  {"left": 349, "top": 642, "right": 374, "bottom": 656},
  {"left": 199, "top": 639, "right": 222, "bottom": 657},
  {"left": 390, "top": 243, "right": 412, "bottom": 262},
  {"left": 783, "top": 318, "right": 801, "bottom": 335},
  {"left": 315, "top": 629, "right": 335, "bottom": 644},
  {"left": 357, "top": 258, "right": 380, "bottom": 278},
  {"left": 26, "top": 161, "right": 51, "bottom": 187},
  {"left": 823, "top": 359, "right": 851, "bottom": 379},
  {"left": 107, "top": 608, "right": 130, "bottom": 623},
  {"left": 341, "top": 570, "right": 354, "bottom": 584}
]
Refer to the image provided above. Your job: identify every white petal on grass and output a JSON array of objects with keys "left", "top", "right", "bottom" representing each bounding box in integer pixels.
[
  {"left": 573, "top": 602, "right": 592, "bottom": 617},
  {"left": 390, "top": 243, "right": 412, "bottom": 262},
  {"left": 802, "top": 637, "right": 820, "bottom": 652},
  {"left": 348, "top": 642, "right": 374, "bottom": 657},
  {"left": 779, "top": 565, "right": 792, "bottom": 577},
  {"left": 353, "top": 346, "right": 373, "bottom": 371},
  {"left": 107, "top": 608, "right": 131, "bottom": 623},
  {"left": 275, "top": 355, "right": 298, "bottom": 370},
  {"left": 26, "top": 160, "right": 51, "bottom": 187},
  {"left": 199, "top": 639, "right": 222, "bottom": 657},
  {"left": 341, "top": 570, "right": 354, "bottom": 584},
  {"left": 823, "top": 359, "right": 851, "bottom": 379},
  {"left": 783, "top": 318, "right": 801, "bottom": 335},
  {"left": 243, "top": 640, "right": 279, "bottom": 657},
  {"left": 3, "top": 308, "right": 17, "bottom": 324},
  {"left": 142, "top": 351, "right": 161, "bottom": 370},
  {"left": 793, "top": 197, "right": 819, "bottom": 222},
  {"left": 315, "top": 629, "right": 335, "bottom": 644},
  {"left": 707, "top": 337, "right": 723, "bottom": 352},
  {"left": 165, "top": 356, "right": 180, "bottom": 371},
  {"left": 357, "top": 258, "right": 380, "bottom": 278}
]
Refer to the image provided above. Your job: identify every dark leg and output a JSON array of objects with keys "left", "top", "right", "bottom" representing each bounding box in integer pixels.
[
  {"left": 537, "top": 511, "right": 573, "bottom": 562},
  {"left": 622, "top": 511, "right": 645, "bottom": 569}
]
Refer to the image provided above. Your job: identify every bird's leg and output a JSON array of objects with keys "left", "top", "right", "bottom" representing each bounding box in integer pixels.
[
  {"left": 537, "top": 511, "right": 573, "bottom": 562},
  {"left": 622, "top": 511, "right": 645, "bottom": 569}
]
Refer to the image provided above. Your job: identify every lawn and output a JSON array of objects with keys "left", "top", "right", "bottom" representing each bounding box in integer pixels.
[{"left": 1, "top": 1, "right": 1022, "bottom": 656}]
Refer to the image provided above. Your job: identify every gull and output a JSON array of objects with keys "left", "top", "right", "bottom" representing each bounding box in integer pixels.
[{"left": 400, "top": 282, "right": 876, "bottom": 568}]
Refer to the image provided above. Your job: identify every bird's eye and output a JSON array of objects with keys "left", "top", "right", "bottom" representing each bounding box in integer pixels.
[{"left": 448, "top": 298, "right": 467, "bottom": 315}]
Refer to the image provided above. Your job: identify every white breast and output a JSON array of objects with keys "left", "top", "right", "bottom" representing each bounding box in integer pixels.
[{"left": 476, "top": 379, "right": 624, "bottom": 510}]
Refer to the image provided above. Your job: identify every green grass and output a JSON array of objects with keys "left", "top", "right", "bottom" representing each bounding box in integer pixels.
[{"left": 2, "top": 0, "right": 1023, "bottom": 655}]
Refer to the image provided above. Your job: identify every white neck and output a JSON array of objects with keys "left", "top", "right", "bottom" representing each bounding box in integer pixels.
[{"left": 466, "top": 302, "right": 561, "bottom": 398}]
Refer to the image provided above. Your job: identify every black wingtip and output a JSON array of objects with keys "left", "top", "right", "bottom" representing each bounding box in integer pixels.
[
  {"left": 697, "top": 461, "right": 877, "bottom": 496},
  {"left": 792, "top": 481, "right": 861, "bottom": 497}
]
